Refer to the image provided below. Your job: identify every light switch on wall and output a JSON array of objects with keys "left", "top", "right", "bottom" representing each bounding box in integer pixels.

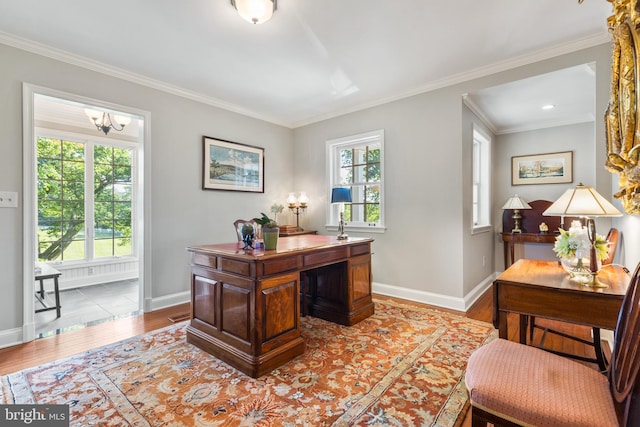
[{"left": 0, "top": 191, "right": 18, "bottom": 208}]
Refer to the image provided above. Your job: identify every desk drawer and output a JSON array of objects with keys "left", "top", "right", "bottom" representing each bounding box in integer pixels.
[
  {"left": 303, "top": 247, "right": 348, "bottom": 267},
  {"left": 192, "top": 253, "right": 217, "bottom": 269}
]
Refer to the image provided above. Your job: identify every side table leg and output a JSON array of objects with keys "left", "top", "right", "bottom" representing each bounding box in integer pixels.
[{"left": 53, "top": 277, "right": 61, "bottom": 318}]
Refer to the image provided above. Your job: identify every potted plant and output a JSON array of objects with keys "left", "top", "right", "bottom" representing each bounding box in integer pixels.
[{"left": 254, "top": 212, "right": 279, "bottom": 250}]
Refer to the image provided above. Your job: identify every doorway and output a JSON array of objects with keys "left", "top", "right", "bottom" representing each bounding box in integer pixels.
[{"left": 23, "top": 85, "right": 149, "bottom": 340}]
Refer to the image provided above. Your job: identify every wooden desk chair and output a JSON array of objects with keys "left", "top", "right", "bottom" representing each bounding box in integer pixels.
[
  {"left": 233, "top": 219, "right": 257, "bottom": 242},
  {"left": 604, "top": 228, "right": 620, "bottom": 266},
  {"left": 466, "top": 261, "right": 640, "bottom": 427}
]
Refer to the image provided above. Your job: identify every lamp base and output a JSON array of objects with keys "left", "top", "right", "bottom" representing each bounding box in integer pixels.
[
  {"left": 336, "top": 233, "right": 349, "bottom": 240},
  {"left": 569, "top": 272, "right": 608, "bottom": 288}
]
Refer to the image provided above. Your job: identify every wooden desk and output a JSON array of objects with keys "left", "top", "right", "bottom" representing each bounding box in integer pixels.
[
  {"left": 501, "top": 232, "right": 558, "bottom": 268},
  {"left": 35, "top": 263, "right": 62, "bottom": 318},
  {"left": 493, "top": 259, "right": 629, "bottom": 367},
  {"left": 186, "top": 235, "right": 374, "bottom": 377}
]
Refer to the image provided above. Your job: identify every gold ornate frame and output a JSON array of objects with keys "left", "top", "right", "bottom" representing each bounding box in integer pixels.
[{"left": 605, "top": 0, "right": 640, "bottom": 214}]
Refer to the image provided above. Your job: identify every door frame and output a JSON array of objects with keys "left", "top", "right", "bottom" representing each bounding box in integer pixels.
[{"left": 22, "top": 83, "right": 152, "bottom": 342}]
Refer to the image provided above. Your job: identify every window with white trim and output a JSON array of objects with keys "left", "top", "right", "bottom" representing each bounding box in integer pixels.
[
  {"left": 36, "top": 132, "right": 137, "bottom": 263},
  {"left": 327, "top": 129, "right": 385, "bottom": 231},
  {"left": 472, "top": 125, "right": 491, "bottom": 232}
]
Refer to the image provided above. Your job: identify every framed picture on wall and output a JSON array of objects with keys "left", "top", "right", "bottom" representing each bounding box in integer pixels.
[
  {"left": 202, "top": 136, "right": 264, "bottom": 192},
  {"left": 511, "top": 151, "right": 573, "bottom": 185}
]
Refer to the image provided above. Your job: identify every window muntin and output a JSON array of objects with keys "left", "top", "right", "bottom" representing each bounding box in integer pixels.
[
  {"left": 328, "top": 130, "right": 384, "bottom": 229},
  {"left": 37, "top": 135, "right": 135, "bottom": 263}
]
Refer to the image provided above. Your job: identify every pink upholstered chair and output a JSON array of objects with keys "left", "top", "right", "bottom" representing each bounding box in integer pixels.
[{"left": 466, "top": 261, "right": 640, "bottom": 427}]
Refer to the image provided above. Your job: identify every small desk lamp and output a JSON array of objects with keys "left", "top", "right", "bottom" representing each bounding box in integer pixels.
[
  {"left": 287, "top": 191, "right": 308, "bottom": 231},
  {"left": 331, "top": 187, "right": 351, "bottom": 240},
  {"left": 543, "top": 183, "right": 622, "bottom": 286},
  {"left": 502, "top": 195, "right": 532, "bottom": 233}
]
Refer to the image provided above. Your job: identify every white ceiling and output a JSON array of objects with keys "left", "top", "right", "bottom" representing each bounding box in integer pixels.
[{"left": 0, "top": 0, "right": 611, "bottom": 130}]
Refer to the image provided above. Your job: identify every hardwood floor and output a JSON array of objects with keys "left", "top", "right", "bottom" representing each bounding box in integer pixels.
[{"left": 0, "top": 290, "right": 607, "bottom": 426}]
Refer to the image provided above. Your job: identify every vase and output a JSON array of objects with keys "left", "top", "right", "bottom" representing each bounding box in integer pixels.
[
  {"left": 560, "top": 255, "right": 601, "bottom": 284},
  {"left": 263, "top": 227, "right": 279, "bottom": 250}
]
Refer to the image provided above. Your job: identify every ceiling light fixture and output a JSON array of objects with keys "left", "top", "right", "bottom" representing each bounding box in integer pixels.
[
  {"left": 542, "top": 104, "right": 555, "bottom": 110},
  {"left": 231, "top": 0, "right": 277, "bottom": 24},
  {"left": 84, "top": 109, "right": 131, "bottom": 135}
]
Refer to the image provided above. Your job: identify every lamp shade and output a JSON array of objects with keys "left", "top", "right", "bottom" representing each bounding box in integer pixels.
[
  {"left": 543, "top": 183, "right": 622, "bottom": 217},
  {"left": 502, "top": 195, "right": 532, "bottom": 210},
  {"left": 331, "top": 187, "right": 352, "bottom": 204}
]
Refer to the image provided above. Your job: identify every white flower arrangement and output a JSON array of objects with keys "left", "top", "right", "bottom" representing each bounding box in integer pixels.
[{"left": 552, "top": 220, "right": 609, "bottom": 261}]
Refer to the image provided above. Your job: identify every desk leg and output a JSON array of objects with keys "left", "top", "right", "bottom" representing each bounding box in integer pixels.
[
  {"left": 493, "top": 283, "right": 509, "bottom": 339},
  {"left": 503, "top": 242, "right": 509, "bottom": 269}
]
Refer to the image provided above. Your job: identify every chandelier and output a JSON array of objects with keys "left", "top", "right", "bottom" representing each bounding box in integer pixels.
[
  {"left": 84, "top": 109, "right": 131, "bottom": 135},
  {"left": 231, "top": 0, "right": 277, "bottom": 24}
]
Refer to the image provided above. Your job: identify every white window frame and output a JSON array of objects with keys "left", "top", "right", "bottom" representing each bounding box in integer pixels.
[
  {"left": 35, "top": 127, "right": 139, "bottom": 267},
  {"left": 326, "top": 129, "right": 385, "bottom": 234},
  {"left": 471, "top": 124, "right": 492, "bottom": 233}
]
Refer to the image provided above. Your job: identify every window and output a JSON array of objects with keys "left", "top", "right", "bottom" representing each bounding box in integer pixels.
[
  {"left": 472, "top": 125, "right": 491, "bottom": 232},
  {"left": 37, "top": 134, "right": 135, "bottom": 263},
  {"left": 327, "top": 129, "right": 384, "bottom": 231}
]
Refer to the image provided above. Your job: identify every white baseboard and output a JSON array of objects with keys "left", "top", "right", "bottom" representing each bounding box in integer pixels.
[
  {"left": 145, "top": 291, "right": 190, "bottom": 312},
  {"left": 373, "top": 273, "right": 496, "bottom": 313},
  {"left": 0, "top": 327, "right": 25, "bottom": 349}
]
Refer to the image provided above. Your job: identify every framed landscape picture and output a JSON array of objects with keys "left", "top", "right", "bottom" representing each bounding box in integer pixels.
[
  {"left": 202, "top": 136, "right": 264, "bottom": 192},
  {"left": 511, "top": 151, "right": 573, "bottom": 186}
]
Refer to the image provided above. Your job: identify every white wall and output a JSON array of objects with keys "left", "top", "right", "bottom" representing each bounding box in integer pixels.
[{"left": 0, "top": 43, "right": 294, "bottom": 339}]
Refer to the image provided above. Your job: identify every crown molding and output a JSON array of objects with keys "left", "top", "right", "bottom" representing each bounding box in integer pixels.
[
  {"left": 291, "top": 31, "right": 611, "bottom": 128},
  {"left": 0, "top": 31, "right": 290, "bottom": 128},
  {"left": 1, "top": 29, "right": 610, "bottom": 130}
]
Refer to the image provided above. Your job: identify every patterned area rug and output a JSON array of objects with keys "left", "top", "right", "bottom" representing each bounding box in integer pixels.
[{"left": 1, "top": 299, "right": 496, "bottom": 426}]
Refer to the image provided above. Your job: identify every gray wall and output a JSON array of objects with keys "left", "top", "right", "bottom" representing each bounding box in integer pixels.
[
  {"left": 2, "top": 39, "right": 638, "bottom": 345},
  {"left": 494, "top": 122, "right": 597, "bottom": 268},
  {"left": 293, "top": 43, "right": 626, "bottom": 309},
  {"left": 0, "top": 43, "right": 294, "bottom": 336}
]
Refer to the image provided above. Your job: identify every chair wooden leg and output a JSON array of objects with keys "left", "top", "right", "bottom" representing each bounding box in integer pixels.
[{"left": 471, "top": 406, "right": 524, "bottom": 427}]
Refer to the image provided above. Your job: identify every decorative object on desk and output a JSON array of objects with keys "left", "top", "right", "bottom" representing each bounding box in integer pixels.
[
  {"left": 501, "top": 195, "right": 532, "bottom": 233},
  {"left": 331, "top": 187, "right": 351, "bottom": 240},
  {"left": 511, "top": 151, "right": 573, "bottom": 185},
  {"left": 254, "top": 212, "right": 279, "bottom": 250},
  {"left": 240, "top": 223, "right": 254, "bottom": 250},
  {"left": 230, "top": 0, "right": 277, "bottom": 25},
  {"left": 1, "top": 298, "right": 495, "bottom": 426},
  {"left": 544, "top": 183, "right": 623, "bottom": 287},
  {"left": 539, "top": 222, "right": 548, "bottom": 233},
  {"left": 286, "top": 191, "right": 308, "bottom": 231},
  {"left": 202, "top": 136, "right": 264, "bottom": 192},
  {"left": 552, "top": 221, "right": 609, "bottom": 284}
]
